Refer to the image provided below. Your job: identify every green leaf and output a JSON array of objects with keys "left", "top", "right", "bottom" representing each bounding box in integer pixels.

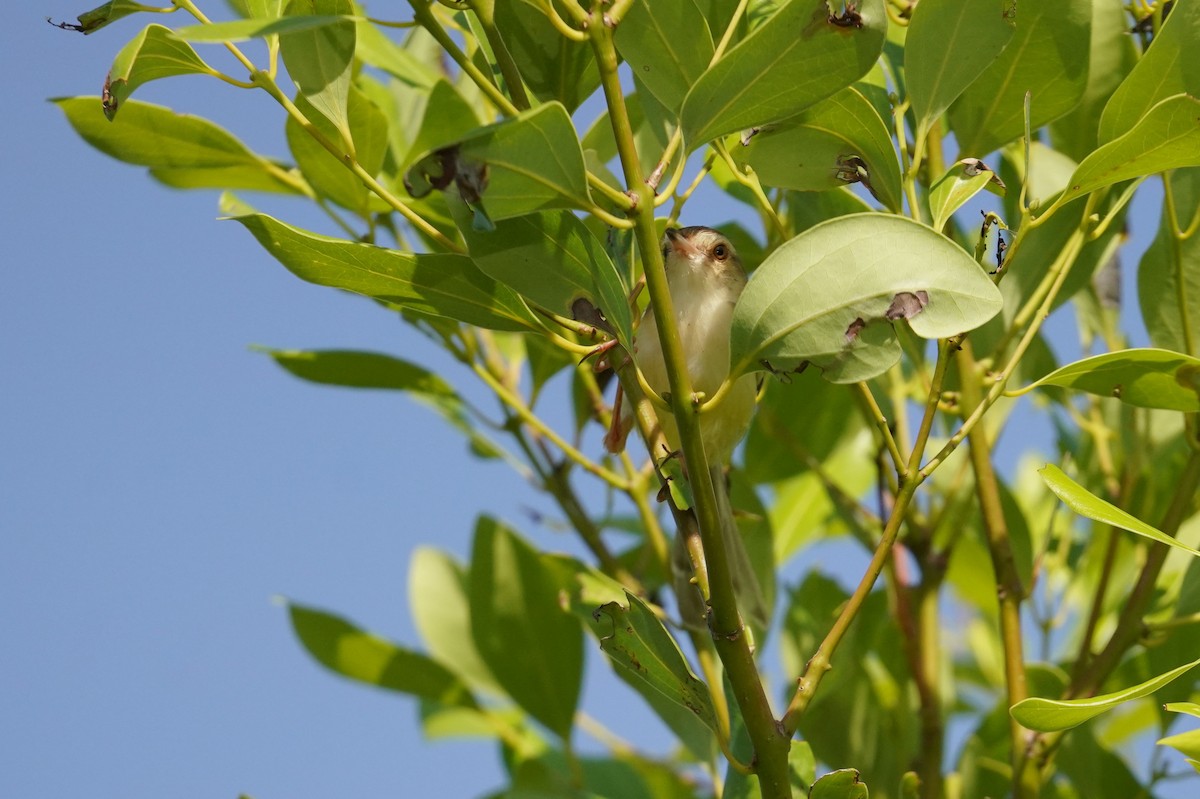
[
  {"left": 680, "top": 0, "right": 887, "bottom": 147},
  {"left": 904, "top": 0, "right": 1017, "bottom": 136},
  {"left": 1139, "top": 167, "right": 1200, "bottom": 354},
  {"left": 730, "top": 213, "right": 1003, "bottom": 382},
  {"left": 809, "top": 768, "right": 868, "bottom": 799},
  {"left": 947, "top": 0, "right": 1090, "bottom": 156},
  {"left": 590, "top": 591, "right": 719, "bottom": 735},
  {"left": 174, "top": 14, "right": 351, "bottom": 41},
  {"left": 405, "top": 103, "right": 591, "bottom": 223},
  {"left": 73, "top": 0, "right": 157, "bottom": 34},
  {"left": 53, "top": 96, "right": 303, "bottom": 194},
  {"left": 353, "top": 19, "right": 438, "bottom": 89},
  {"left": 409, "top": 548, "right": 504, "bottom": 696},
  {"left": 279, "top": 0, "right": 356, "bottom": 145},
  {"left": 400, "top": 79, "right": 482, "bottom": 170},
  {"left": 1020, "top": 349, "right": 1200, "bottom": 412},
  {"left": 614, "top": 0, "right": 714, "bottom": 113},
  {"left": 286, "top": 602, "right": 478, "bottom": 707},
  {"left": 493, "top": 1, "right": 599, "bottom": 112},
  {"left": 258, "top": 348, "right": 455, "bottom": 394},
  {"left": 1159, "top": 729, "right": 1200, "bottom": 760},
  {"left": 1099, "top": 0, "right": 1200, "bottom": 143},
  {"left": 1011, "top": 655, "right": 1200, "bottom": 732},
  {"left": 1166, "top": 702, "right": 1200, "bottom": 719},
  {"left": 736, "top": 85, "right": 903, "bottom": 212},
  {"left": 104, "top": 24, "right": 212, "bottom": 120},
  {"left": 928, "top": 158, "right": 1004, "bottom": 231},
  {"left": 451, "top": 203, "right": 633, "bottom": 349},
  {"left": 469, "top": 518, "right": 583, "bottom": 740},
  {"left": 1039, "top": 464, "right": 1200, "bottom": 558},
  {"left": 1057, "top": 94, "right": 1200, "bottom": 207},
  {"left": 285, "top": 86, "right": 388, "bottom": 213},
  {"left": 229, "top": 212, "right": 537, "bottom": 331}
]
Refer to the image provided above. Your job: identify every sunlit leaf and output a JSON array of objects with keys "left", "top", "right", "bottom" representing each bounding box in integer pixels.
[
  {"left": 615, "top": 0, "right": 713, "bottom": 113},
  {"left": 174, "top": 14, "right": 350, "bottom": 41},
  {"left": 730, "top": 214, "right": 1003, "bottom": 382},
  {"left": 736, "top": 85, "right": 902, "bottom": 212},
  {"left": 1020, "top": 349, "right": 1200, "bottom": 412},
  {"left": 809, "top": 768, "right": 868, "bottom": 799},
  {"left": 53, "top": 96, "right": 303, "bottom": 194},
  {"left": 590, "top": 591, "right": 719, "bottom": 734},
  {"left": 1099, "top": 0, "right": 1200, "bottom": 143},
  {"left": 285, "top": 86, "right": 388, "bottom": 213},
  {"left": 1011, "top": 656, "right": 1200, "bottom": 732},
  {"left": 948, "top": 0, "right": 1090, "bottom": 156},
  {"left": 103, "top": 24, "right": 212, "bottom": 120},
  {"left": 1139, "top": 167, "right": 1200, "bottom": 354},
  {"left": 1040, "top": 464, "right": 1200, "bottom": 557},
  {"left": 1159, "top": 728, "right": 1200, "bottom": 760},
  {"left": 279, "top": 0, "right": 355, "bottom": 145},
  {"left": 286, "top": 602, "right": 478, "bottom": 707},
  {"left": 469, "top": 518, "right": 583, "bottom": 740},
  {"left": 1058, "top": 95, "right": 1200, "bottom": 206},
  {"left": 928, "top": 158, "right": 1004, "bottom": 231},
  {"left": 680, "top": 0, "right": 886, "bottom": 147},
  {"left": 905, "top": 0, "right": 1016, "bottom": 136},
  {"left": 230, "top": 212, "right": 538, "bottom": 331},
  {"left": 71, "top": 0, "right": 160, "bottom": 34},
  {"left": 493, "top": 0, "right": 598, "bottom": 112}
]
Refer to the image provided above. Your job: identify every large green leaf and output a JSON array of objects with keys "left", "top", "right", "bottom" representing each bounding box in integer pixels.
[
  {"left": 947, "top": 0, "right": 1090, "bottom": 156},
  {"left": 590, "top": 592, "right": 719, "bottom": 735},
  {"left": 230, "top": 212, "right": 537, "bottom": 331},
  {"left": 614, "top": 0, "right": 713, "bottom": 113},
  {"left": 680, "top": 0, "right": 886, "bottom": 147},
  {"left": 285, "top": 86, "right": 388, "bottom": 213},
  {"left": 469, "top": 518, "right": 583, "bottom": 740},
  {"left": 286, "top": 602, "right": 478, "bottom": 707},
  {"left": 400, "top": 79, "right": 481, "bottom": 170},
  {"left": 174, "top": 14, "right": 350, "bottom": 41},
  {"left": 730, "top": 214, "right": 1003, "bottom": 382},
  {"left": 451, "top": 203, "right": 633, "bottom": 348},
  {"left": 279, "top": 0, "right": 356, "bottom": 146},
  {"left": 261, "top": 348, "right": 455, "bottom": 394},
  {"left": 104, "top": 24, "right": 213, "bottom": 120},
  {"left": 409, "top": 547, "right": 504, "bottom": 696},
  {"left": 1099, "top": 0, "right": 1200, "bottom": 143},
  {"left": 735, "top": 85, "right": 902, "bottom": 212},
  {"left": 1057, "top": 94, "right": 1200, "bottom": 207},
  {"left": 404, "top": 103, "right": 591, "bottom": 223},
  {"left": 1020, "top": 349, "right": 1200, "bottom": 412},
  {"left": 904, "top": 0, "right": 1016, "bottom": 136},
  {"left": 1139, "top": 167, "right": 1200, "bottom": 355},
  {"left": 53, "top": 97, "right": 303, "bottom": 194},
  {"left": 493, "top": 0, "right": 599, "bottom": 112},
  {"left": 1039, "top": 464, "right": 1200, "bottom": 557},
  {"left": 1011, "top": 656, "right": 1200, "bottom": 732}
]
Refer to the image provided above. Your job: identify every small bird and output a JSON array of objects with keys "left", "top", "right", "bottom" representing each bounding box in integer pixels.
[
  {"left": 605, "top": 226, "right": 766, "bottom": 630},
  {"left": 604, "top": 226, "right": 758, "bottom": 467}
]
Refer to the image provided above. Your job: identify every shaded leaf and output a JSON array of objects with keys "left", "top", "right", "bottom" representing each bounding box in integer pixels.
[
  {"left": 905, "top": 0, "right": 1017, "bottom": 135},
  {"left": 279, "top": 0, "right": 356, "bottom": 145},
  {"left": 1099, "top": 0, "right": 1200, "bottom": 143},
  {"left": 1021, "top": 349, "right": 1200, "bottom": 412},
  {"left": 1139, "top": 167, "right": 1200, "bottom": 354},
  {"left": 285, "top": 86, "right": 388, "bottom": 213},
  {"left": 948, "top": 0, "right": 1090, "bottom": 156},
  {"left": 469, "top": 518, "right": 583, "bottom": 740},
  {"left": 1058, "top": 94, "right": 1200, "bottom": 207},
  {"left": 104, "top": 24, "right": 212, "bottom": 120},
  {"left": 590, "top": 591, "right": 719, "bottom": 734},
  {"left": 230, "top": 212, "right": 537, "bottom": 331},
  {"left": 287, "top": 602, "right": 477, "bottom": 707},
  {"left": 736, "top": 85, "right": 902, "bottom": 212},
  {"left": 53, "top": 96, "right": 303, "bottom": 194},
  {"left": 730, "top": 214, "right": 1002, "bottom": 382},
  {"left": 681, "top": 0, "right": 887, "bottom": 147},
  {"left": 1011, "top": 656, "right": 1200, "bottom": 732},
  {"left": 1040, "top": 464, "right": 1200, "bottom": 558},
  {"left": 615, "top": 0, "right": 713, "bottom": 113},
  {"left": 261, "top": 348, "right": 455, "bottom": 394},
  {"left": 493, "top": 0, "right": 599, "bottom": 112},
  {"left": 809, "top": 768, "right": 868, "bottom": 799}
]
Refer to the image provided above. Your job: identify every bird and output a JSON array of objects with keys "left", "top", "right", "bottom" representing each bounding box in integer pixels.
[
  {"left": 604, "top": 225, "right": 758, "bottom": 468},
  {"left": 604, "top": 226, "right": 766, "bottom": 630}
]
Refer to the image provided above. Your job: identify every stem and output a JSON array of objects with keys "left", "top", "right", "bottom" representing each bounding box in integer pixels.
[
  {"left": 854, "top": 381, "right": 908, "bottom": 478},
  {"left": 410, "top": 0, "right": 518, "bottom": 116},
  {"left": 957, "top": 340, "right": 1035, "bottom": 799},
  {"left": 468, "top": 0, "right": 532, "bottom": 110},
  {"left": 588, "top": 16, "right": 790, "bottom": 796}
]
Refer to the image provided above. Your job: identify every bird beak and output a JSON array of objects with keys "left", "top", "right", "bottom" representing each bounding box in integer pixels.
[{"left": 663, "top": 228, "right": 701, "bottom": 260}]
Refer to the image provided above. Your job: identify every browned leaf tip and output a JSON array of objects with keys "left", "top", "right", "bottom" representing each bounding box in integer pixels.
[{"left": 46, "top": 17, "right": 86, "bottom": 32}]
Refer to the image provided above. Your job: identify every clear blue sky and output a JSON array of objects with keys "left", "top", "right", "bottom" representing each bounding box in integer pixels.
[{"left": 1, "top": 6, "right": 1187, "bottom": 799}]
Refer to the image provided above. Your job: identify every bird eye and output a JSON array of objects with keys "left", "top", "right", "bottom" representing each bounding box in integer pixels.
[{"left": 713, "top": 243, "right": 728, "bottom": 260}]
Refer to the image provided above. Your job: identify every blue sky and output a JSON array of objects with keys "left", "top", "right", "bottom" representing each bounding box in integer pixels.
[{"left": 1, "top": 6, "right": 1190, "bottom": 799}]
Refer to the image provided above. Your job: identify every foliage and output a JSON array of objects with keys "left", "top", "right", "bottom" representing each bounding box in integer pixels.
[{"left": 56, "top": 0, "right": 1200, "bottom": 797}]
